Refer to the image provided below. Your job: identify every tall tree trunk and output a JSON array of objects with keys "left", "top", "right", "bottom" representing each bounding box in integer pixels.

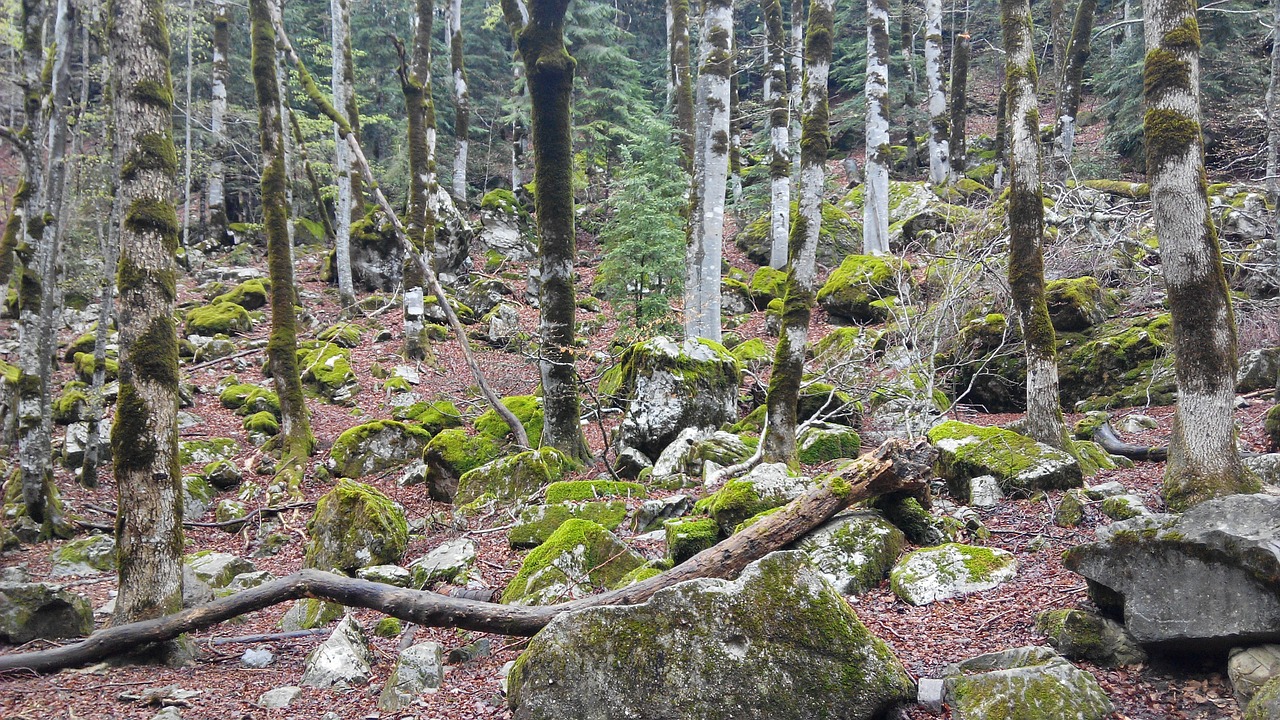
[
  {"left": 109, "top": 0, "right": 185, "bottom": 639},
  {"left": 1003, "top": 0, "right": 1066, "bottom": 450},
  {"left": 670, "top": 0, "right": 694, "bottom": 174},
  {"left": 948, "top": 33, "right": 969, "bottom": 176},
  {"left": 448, "top": 0, "right": 469, "bottom": 204},
  {"left": 762, "top": 0, "right": 832, "bottom": 463},
  {"left": 181, "top": 0, "right": 194, "bottom": 251},
  {"left": 789, "top": 0, "right": 804, "bottom": 178},
  {"left": 1054, "top": 0, "right": 1096, "bottom": 177},
  {"left": 901, "top": 2, "right": 919, "bottom": 174},
  {"left": 503, "top": 0, "right": 589, "bottom": 459},
  {"left": 729, "top": 72, "right": 742, "bottom": 205},
  {"left": 81, "top": 210, "right": 118, "bottom": 488},
  {"left": 863, "top": 0, "right": 891, "bottom": 255},
  {"left": 924, "top": 0, "right": 949, "bottom": 185},
  {"left": 1050, "top": 0, "right": 1066, "bottom": 103},
  {"left": 510, "top": 0, "right": 529, "bottom": 191},
  {"left": 332, "top": 0, "right": 357, "bottom": 310},
  {"left": 1143, "top": 0, "right": 1255, "bottom": 510},
  {"left": 400, "top": 0, "right": 440, "bottom": 361},
  {"left": 254, "top": 0, "right": 314, "bottom": 468},
  {"left": 208, "top": 0, "right": 230, "bottom": 244},
  {"left": 1271, "top": 0, "right": 1280, "bottom": 401},
  {"left": 763, "top": 0, "right": 791, "bottom": 269},
  {"left": 684, "top": 0, "right": 733, "bottom": 343},
  {"left": 994, "top": 65, "right": 1008, "bottom": 187},
  {"left": 289, "top": 108, "right": 337, "bottom": 244}
]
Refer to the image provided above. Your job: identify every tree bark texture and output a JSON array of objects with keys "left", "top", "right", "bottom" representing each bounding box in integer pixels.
[
  {"left": 670, "top": 0, "right": 694, "bottom": 174},
  {"left": 683, "top": 0, "right": 733, "bottom": 343},
  {"left": 0, "top": 439, "right": 935, "bottom": 675},
  {"left": 729, "top": 72, "right": 743, "bottom": 205},
  {"left": 1273, "top": 0, "right": 1280, "bottom": 398},
  {"left": 789, "top": 0, "right": 804, "bottom": 178},
  {"left": 948, "top": 34, "right": 969, "bottom": 175},
  {"left": 863, "top": 0, "right": 891, "bottom": 255},
  {"left": 331, "top": 0, "right": 357, "bottom": 310},
  {"left": 109, "top": 0, "right": 185, "bottom": 630},
  {"left": 924, "top": 0, "right": 950, "bottom": 185},
  {"left": 448, "top": 0, "right": 470, "bottom": 203},
  {"left": 762, "top": 0, "right": 832, "bottom": 463},
  {"left": 208, "top": 0, "right": 230, "bottom": 244},
  {"left": 1054, "top": 0, "right": 1097, "bottom": 176},
  {"left": 1142, "top": 0, "right": 1255, "bottom": 510},
  {"left": 254, "top": 0, "right": 314, "bottom": 465},
  {"left": 900, "top": 3, "right": 919, "bottom": 173},
  {"left": 82, "top": 204, "right": 120, "bottom": 488},
  {"left": 763, "top": 0, "right": 791, "bottom": 269},
  {"left": 503, "top": 0, "right": 589, "bottom": 458},
  {"left": 399, "top": 0, "right": 440, "bottom": 361},
  {"left": 1003, "top": 0, "right": 1067, "bottom": 450}
]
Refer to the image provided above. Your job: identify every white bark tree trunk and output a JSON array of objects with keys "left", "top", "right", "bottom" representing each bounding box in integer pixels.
[
  {"left": 925, "top": 0, "right": 950, "bottom": 185},
  {"left": 331, "top": 0, "right": 356, "bottom": 309},
  {"left": 448, "top": 0, "right": 469, "bottom": 204},
  {"left": 684, "top": 0, "right": 733, "bottom": 343},
  {"left": 208, "top": 0, "right": 229, "bottom": 241},
  {"left": 863, "top": 0, "right": 891, "bottom": 255},
  {"left": 789, "top": 0, "right": 804, "bottom": 178},
  {"left": 764, "top": 0, "right": 790, "bottom": 269}
]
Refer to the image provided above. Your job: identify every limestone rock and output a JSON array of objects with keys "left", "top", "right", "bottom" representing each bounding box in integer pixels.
[
  {"left": 327, "top": 420, "right": 434, "bottom": 479},
  {"left": 1231, "top": 645, "right": 1280, "bottom": 706},
  {"left": 185, "top": 552, "right": 255, "bottom": 589},
  {"left": 242, "top": 647, "right": 275, "bottom": 668},
  {"left": 1244, "top": 454, "right": 1280, "bottom": 486},
  {"left": 699, "top": 463, "right": 809, "bottom": 534},
  {"left": 508, "top": 551, "right": 914, "bottom": 720},
  {"left": 484, "top": 303, "right": 521, "bottom": 346},
  {"left": 455, "top": 447, "right": 571, "bottom": 505},
  {"left": 634, "top": 494, "right": 693, "bottom": 533},
  {"left": 409, "top": 538, "right": 477, "bottom": 588},
  {"left": 927, "top": 420, "right": 1082, "bottom": 498},
  {"left": 0, "top": 582, "right": 94, "bottom": 643},
  {"left": 941, "top": 646, "right": 1113, "bottom": 720},
  {"left": 1045, "top": 277, "right": 1115, "bottom": 332},
  {"left": 50, "top": 534, "right": 116, "bottom": 577},
  {"left": 816, "top": 254, "right": 912, "bottom": 323},
  {"left": 258, "top": 686, "right": 302, "bottom": 709},
  {"left": 281, "top": 597, "right": 344, "bottom": 631},
  {"left": 798, "top": 510, "right": 906, "bottom": 595},
  {"left": 378, "top": 641, "right": 444, "bottom": 711},
  {"left": 1035, "top": 609, "right": 1147, "bottom": 667},
  {"left": 304, "top": 480, "right": 408, "bottom": 572},
  {"left": 501, "top": 519, "right": 645, "bottom": 606},
  {"left": 300, "top": 616, "right": 373, "bottom": 689},
  {"left": 796, "top": 422, "right": 862, "bottom": 464},
  {"left": 890, "top": 543, "right": 1017, "bottom": 605},
  {"left": 1063, "top": 495, "right": 1280, "bottom": 649},
  {"left": 1246, "top": 677, "right": 1280, "bottom": 720},
  {"left": 664, "top": 516, "right": 721, "bottom": 564},
  {"left": 355, "top": 564, "right": 412, "bottom": 587},
  {"left": 509, "top": 501, "right": 628, "bottom": 549}
]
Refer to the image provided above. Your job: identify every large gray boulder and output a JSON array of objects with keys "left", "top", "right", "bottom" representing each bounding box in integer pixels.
[
  {"left": 378, "top": 641, "right": 445, "bottom": 711},
  {"left": 796, "top": 510, "right": 906, "bottom": 595},
  {"left": 927, "top": 420, "right": 1082, "bottom": 498},
  {"left": 609, "top": 337, "right": 740, "bottom": 460},
  {"left": 508, "top": 551, "right": 914, "bottom": 720},
  {"left": 304, "top": 480, "right": 408, "bottom": 572},
  {"left": 1063, "top": 494, "right": 1280, "bottom": 650},
  {"left": 500, "top": 519, "right": 645, "bottom": 606},
  {"left": 941, "top": 646, "right": 1113, "bottom": 720},
  {"left": 300, "top": 616, "right": 373, "bottom": 689},
  {"left": 1034, "top": 609, "right": 1147, "bottom": 668},
  {"left": 890, "top": 543, "right": 1017, "bottom": 606},
  {"left": 0, "top": 582, "right": 94, "bottom": 643},
  {"left": 49, "top": 534, "right": 116, "bottom": 577}
]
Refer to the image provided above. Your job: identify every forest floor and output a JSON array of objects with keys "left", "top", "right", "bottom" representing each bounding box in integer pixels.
[{"left": 0, "top": 198, "right": 1275, "bottom": 720}]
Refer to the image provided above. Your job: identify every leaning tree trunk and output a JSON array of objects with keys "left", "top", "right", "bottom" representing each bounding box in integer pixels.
[
  {"left": 948, "top": 33, "right": 970, "bottom": 176},
  {"left": 399, "top": 0, "right": 440, "bottom": 361},
  {"left": 1054, "top": 0, "right": 1097, "bottom": 177},
  {"left": 762, "top": 0, "right": 832, "bottom": 463},
  {"left": 0, "top": 438, "right": 935, "bottom": 674},
  {"left": 448, "top": 0, "right": 469, "bottom": 204},
  {"left": 208, "top": 0, "right": 230, "bottom": 244},
  {"left": 684, "top": 0, "right": 733, "bottom": 343},
  {"left": 331, "top": 0, "right": 357, "bottom": 310},
  {"left": 863, "top": 0, "right": 891, "bottom": 255},
  {"left": 924, "top": 0, "right": 949, "bottom": 185},
  {"left": 763, "top": 0, "right": 791, "bottom": 269},
  {"left": 670, "top": 0, "right": 694, "bottom": 174},
  {"left": 109, "top": 0, "right": 185, "bottom": 641},
  {"left": 900, "top": 2, "right": 920, "bottom": 174},
  {"left": 1003, "top": 0, "right": 1067, "bottom": 450},
  {"left": 254, "top": 0, "right": 314, "bottom": 469},
  {"left": 503, "top": 0, "right": 589, "bottom": 458},
  {"left": 1143, "top": 0, "right": 1255, "bottom": 510}
]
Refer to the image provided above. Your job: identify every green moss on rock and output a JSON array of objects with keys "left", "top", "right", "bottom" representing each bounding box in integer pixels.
[
  {"left": 475, "top": 395, "right": 545, "bottom": 444},
  {"left": 184, "top": 300, "right": 252, "bottom": 336},
  {"left": 664, "top": 516, "right": 721, "bottom": 564},
  {"left": 816, "top": 254, "right": 912, "bottom": 323},
  {"left": 455, "top": 447, "right": 571, "bottom": 505},
  {"left": 509, "top": 501, "right": 629, "bottom": 549},
  {"left": 213, "top": 278, "right": 270, "bottom": 310},
  {"left": 545, "top": 480, "right": 646, "bottom": 504},
  {"left": 501, "top": 519, "right": 646, "bottom": 605},
  {"left": 304, "top": 479, "right": 409, "bottom": 572},
  {"left": 328, "top": 420, "right": 435, "bottom": 478},
  {"left": 927, "top": 420, "right": 1082, "bottom": 496}
]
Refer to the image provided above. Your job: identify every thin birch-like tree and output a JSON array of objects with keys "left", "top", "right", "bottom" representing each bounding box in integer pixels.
[
  {"left": 924, "top": 0, "right": 950, "bottom": 184},
  {"left": 763, "top": 0, "right": 791, "bottom": 269},
  {"left": 864, "top": 0, "right": 891, "bottom": 255},
  {"left": 448, "top": 0, "right": 470, "bottom": 203}
]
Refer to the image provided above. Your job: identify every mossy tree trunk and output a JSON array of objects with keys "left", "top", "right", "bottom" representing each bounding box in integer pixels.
[
  {"left": 253, "top": 0, "right": 314, "bottom": 468},
  {"left": 948, "top": 33, "right": 970, "bottom": 175},
  {"left": 1143, "top": 0, "right": 1255, "bottom": 510},
  {"left": 331, "top": 0, "right": 357, "bottom": 310},
  {"left": 863, "top": 0, "right": 891, "bottom": 255},
  {"left": 1003, "top": 0, "right": 1068, "bottom": 450},
  {"left": 1053, "top": 0, "right": 1097, "bottom": 177},
  {"left": 670, "top": 0, "right": 694, "bottom": 174},
  {"left": 502, "top": 0, "right": 589, "bottom": 459},
  {"left": 109, "top": 0, "right": 185, "bottom": 635},
  {"left": 398, "top": 0, "right": 440, "bottom": 361},
  {"left": 684, "top": 0, "right": 733, "bottom": 343},
  {"left": 900, "top": 3, "right": 920, "bottom": 174},
  {"left": 1050, "top": 0, "right": 1067, "bottom": 102},
  {"left": 448, "top": 0, "right": 470, "bottom": 204},
  {"left": 763, "top": 0, "right": 791, "bottom": 269},
  {"left": 509, "top": 0, "right": 529, "bottom": 191},
  {"left": 789, "top": 0, "right": 804, "bottom": 178},
  {"left": 924, "top": 0, "right": 950, "bottom": 185},
  {"left": 995, "top": 67, "right": 1008, "bottom": 186},
  {"left": 1267, "top": 0, "right": 1280, "bottom": 351},
  {"left": 208, "top": 0, "right": 230, "bottom": 244},
  {"left": 763, "top": 0, "right": 832, "bottom": 463}
]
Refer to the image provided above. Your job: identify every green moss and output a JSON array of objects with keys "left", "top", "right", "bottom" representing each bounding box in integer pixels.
[
  {"left": 500, "top": 519, "right": 644, "bottom": 605},
  {"left": 424, "top": 428, "right": 502, "bottom": 479},
  {"left": 242, "top": 411, "right": 280, "bottom": 436},
  {"left": 1143, "top": 108, "right": 1200, "bottom": 173},
  {"left": 1079, "top": 179, "right": 1150, "bottom": 199},
  {"left": 304, "top": 479, "right": 409, "bottom": 571},
  {"left": 328, "top": 420, "right": 435, "bottom": 478},
  {"left": 664, "top": 516, "right": 721, "bottom": 564},
  {"left": 613, "top": 565, "right": 663, "bottom": 588},
  {"left": 927, "top": 420, "right": 1082, "bottom": 495},
  {"left": 455, "top": 447, "right": 571, "bottom": 505},
  {"left": 184, "top": 301, "right": 252, "bottom": 336},
  {"left": 797, "top": 425, "right": 862, "bottom": 464},
  {"left": 1265, "top": 405, "right": 1280, "bottom": 451},
  {"left": 544, "top": 480, "right": 646, "bottom": 504},
  {"left": 508, "top": 500, "right": 629, "bottom": 548},
  {"left": 374, "top": 617, "right": 403, "bottom": 637},
  {"left": 212, "top": 278, "right": 270, "bottom": 310},
  {"left": 219, "top": 384, "right": 281, "bottom": 417},
  {"left": 474, "top": 395, "right": 545, "bottom": 443},
  {"left": 52, "top": 383, "right": 90, "bottom": 424},
  {"left": 816, "top": 254, "right": 912, "bottom": 323},
  {"left": 296, "top": 340, "right": 357, "bottom": 395},
  {"left": 393, "top": 399, "right": 464, "bottom": 435},
  {"left": 179, "top": 437, "right": 239, "bottom": 466},
  {"left": 479, "top": 188, "right": 526, "bottom": 218},
  {"left": 72, "top": 352, "right": 118, "bottom": 384},
  {"left": 736, "top": 201, "right": 861, "bottom": 266},
  {"left": 317, "top": 321, "right": 363, "bottom": 348},
  {"left": 749, "top": 266, "right": 788, "bottom": 302}
]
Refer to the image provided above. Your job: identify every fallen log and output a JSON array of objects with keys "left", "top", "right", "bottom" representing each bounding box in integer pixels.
[
  {"left": 0, "top": 438, "right": 934, "bottom": 675},
  {"left": 1092, "top": 421, "right": 1168, "bottom": 462}
]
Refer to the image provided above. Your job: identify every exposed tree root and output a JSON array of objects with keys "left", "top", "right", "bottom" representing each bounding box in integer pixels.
[{"left": 1092, "top": 422, "right": 1168, "bottom": 462}]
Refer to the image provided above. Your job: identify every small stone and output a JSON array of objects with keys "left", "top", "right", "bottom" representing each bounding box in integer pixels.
[
  {"left": 258, "top": 686, "right": 302, "bottom": 709},
  {"left": 890, "top": 543, "right": 1017, "bottom": 606},
  {"left": 300, "top": 616, "right": 373, "bottom": 689},
  {"left": 1117, "top": 414, "right": 1158, "bottom": 433},
  {"left": 448, "top": 637, "right": 492, "bottom": 664},
  {"left": 379, "top": 641, "right": 444, "bottom": 711},
  {"left": 1099, "top": 494, "right": 1150, "bottom": 521},
  {"left": 356, "top": 565, "right": 413, "bottom": 587},
  {"left": 242, "top": 647, "right": 275, "bottom": 668},
  {"left": 918, "top": 677, "right": 945, "bottom": 711},
  {"left": 1082, "top": 481, "right": 1127, "bottom": 500},
  {"left": 408, "top": 538, "right": 477, "bottom": 588},
  {"left": 633, "top": 495, "right": 693, "bottom": 533},
  {"left": 1054, "top": 489, "right": 1086, "bottom": 528},
  {"left": 968, "top": 475, "right": 1003, "bottom": 508},
  {"left": 150, "top": 708, "right": 182, "bottom": 720}
]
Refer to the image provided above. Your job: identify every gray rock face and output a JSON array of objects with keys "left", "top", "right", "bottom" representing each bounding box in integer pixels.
[
  {"left": 633, "top": 495, "right": 693, "bottom": 533},
  {"left": 478, "top": 209, "right": 535, "bottom": 261},
  {"left": 485, "top": 303, "right": 521, "bottom": 346},
  {"left": 508, "top": 551, "right": 914, "bottom": 720},
  {"left": 1244, "top": 454, "right": 1280, "bottom": 486},
  {"left": 1035, "top": 609, "right": 1147, "bottom": 667},
  {"left": 890, "top": 543, "right": 1017, "bottom": 606},
  {"left": 257, "top": 686, "right": 302, "bottom": 709},
  {"left": 1239, "top": 349, "right": 1280, "bottom": 392},
  {"left": 0, "top": 582, "right": 94, "bottom": 643},
  {"left": 611, "top": 336, "right": 741, "bottom": 460},
  {"left": 50, "top": 534, "right": 116, "bottom": 577},
  {"left": 1063, "top": 494, "right": 1280, "bottom": 650},
  {"left": 242, "top": 647, "right": 275, "bottom": 669},
  {"left": 797, "top": 511, "right": 906, "bottom": 595},
  {"left": 408, "top": 538, "right": 477, "bottom": 588},
  {"left": 1246, "top": 677, "right": 1280, "bottom": 720},
  {"left": 378, "top": 641, "right": 445, "bottom": 711},
  {"left": 1231, "top": 645, "right": 1280, "bottom": 706},
  {"left": 300, "top": 616, "right": 373, "bottom": 689},
  {"left": 704, "top": 463, "right": 810, "bottom": 533},
  {"left": 941, "top": 646, "right": 1113, "bottom": 720},
  {"left": 185, "top": 552, "right": 255, "bottom": 589}
]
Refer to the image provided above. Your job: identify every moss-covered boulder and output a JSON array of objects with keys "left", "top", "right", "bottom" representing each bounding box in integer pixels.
[
  {"left": 796, "top": 422, "right": 862, "bottom": 464},
  {"left": 816, "top": 254, "right": 912, "bottom": 324},
  {"left": 179, "top": 437, "right": 239, "bottom": 467},
  {"left": 798, "top": 510, "right": 906, "bottom": 595},
  {"left": 0, "top": 581, "right": 94, "bottom": 643},
  {"left": 281, "top": 597, "right": 345, "bottom": 631},
  {"left": 185, "top": 551, "right": 256, "bottom": 589},
  {"left": 840, "top": 180, "right": 981, "bottom": 249},
  {"left": 1267, "top": 405, "right": 1280, "bottom": 452},
  {"left": 52, "top": 383, "right": 90, "bottom": 424},
  {"left": 72, "top": 351, "right": 118, "bottom": 384},
  {"left": 664, "top": 516, "right": 721, "bottom": 564},
  {"left": 812, "top": 326, "right": 886, "bottom": 384},
  {"left": 609, "top": 336, "right": 741, "bottom": 460},
  {"left": 422, "top": 428, "right": 503, "bottom": 501},
  {"left": 213, "top": 278, "right": 270, "bottom": 310},
  {"left": 890, "top": 543, "right": 1018, "bottom": 605},
  {"left": 408, "top": 537, "right": 477, "bottom": 588},
  {"left": 1034, "top": 609, "right": 1147, "bottom": 668},
  {"left": 508, "top": 501, "right": 629, "bottom": 549},
  {"left": 328, "top": 420, "right": 435, "bottom": 479},
  {"left": 735, "top": 201, "right": 863, "bottom": 267},
  {"left": 941, "top": 646, "right": 1114, "bottom": 720},
  {"left": 698, "top": 463, "right": 809, "bottom": 534},
  {"left": 219, "top": 383, "right": 281, "bottom": 417},
  {"left": 316, "top": 321, "right": 363, "bottom": 348},
  {"left": 545, "top": 480, "right": 645, "bottom": 504},
  {"left": 304, "top": 480, "right": 409, "bottom": 572},
  {"left": 927, "top": 420, "right": 1082, "bottom": 498},
  {"left": 243, "top": 411, "right": 280, "bottom": 438},
  {"left": 296, "top": 340, "right": 359, "bottom": 404},
  {"left": 392, "top": 399, "right": 464, "bottom": 435},
  {"left": 728, "top": 337, "right": 771, "bottom": 367},
  {"left": 1058, "top": 314, "right": 1173, "bottom": 408},
  {"left": 507, "top": 551, "right": 914, "bottom": 720},
  {"left": 50, "top": 534, "right": 116, "bottom": 577},
  {"left": 1246, "top": 677, "right": 1280, "bottom": 720},
  {"left": 1045, "top": 277, "right": 1115, "bottom": 332},
  {"left": 184, "top": 300, "right": 252, "bottom": 336},
  {"left": 455, "top": 447, "right": 571, "bottom": 506},
  {"left": 501, "top": 519, "right": 646, "bottom": 605},
  {"left": 475, "top": 395, "right": 544, "bottom": 443}
]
